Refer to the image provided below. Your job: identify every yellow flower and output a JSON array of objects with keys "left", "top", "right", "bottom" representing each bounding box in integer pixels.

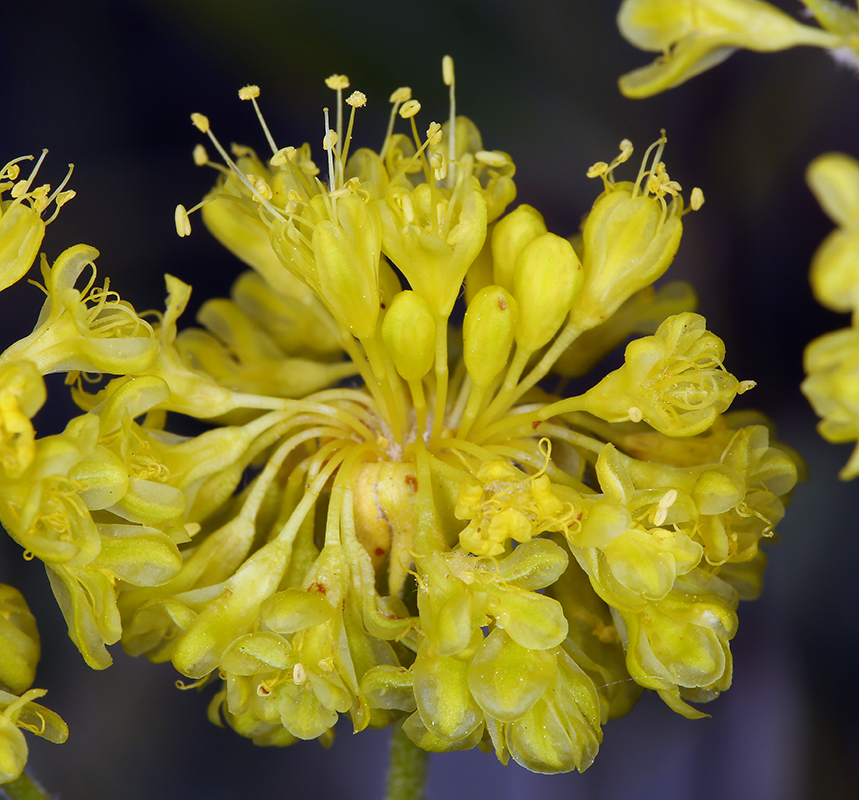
[
  {"left": 617, "top": 0, "right": 843, "bottom": 98},
  {"left": 0, "top": 587, "right": 67, "bottom": 785},
  {"left": 0, "top": 153, "right": 74, "bottom": 294},
  {"left": 803, "top": 326, "right": 859, "bottom": 479},
  {"left": 0, "top": 58, "right": 800, "bottom": 775}
]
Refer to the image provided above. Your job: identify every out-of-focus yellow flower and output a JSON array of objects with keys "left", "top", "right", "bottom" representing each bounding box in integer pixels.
[
  {"left": 803, "top": 326, "right": 859, "bottom": 478},
  {"left": 803, "top": 151, "right": 859, "bottom": 479},
  {"left": 0, "top": 688, "right": 67, "bottom": 784},
  {"left": 806, "top": 153, "right": 859, "bottom": 316},
  {"left": 617, "top": 0, "right": 843, "bottom": 98},
  {"left": 0, "top": 586, "right": 67, "bottom": 785}
]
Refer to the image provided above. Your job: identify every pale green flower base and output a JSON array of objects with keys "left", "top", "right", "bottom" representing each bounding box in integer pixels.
[
  {"left": 2, "top": 773, "right": 50, "bottom": 800},
  {"left": 386, "top": 723, "right": 429, "bottom": 800}
]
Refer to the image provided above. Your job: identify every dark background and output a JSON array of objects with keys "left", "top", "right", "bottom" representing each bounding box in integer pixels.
[{"left": 2, "top": 1, "right": 857, "bottom": 798}]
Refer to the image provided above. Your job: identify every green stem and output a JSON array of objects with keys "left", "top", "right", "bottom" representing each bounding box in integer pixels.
[
  {"left": 385, "top": 723, "right": 429, "bottom": 800},
  {"left": 2, "top": 772, "right": 52, "bottom": 800}
]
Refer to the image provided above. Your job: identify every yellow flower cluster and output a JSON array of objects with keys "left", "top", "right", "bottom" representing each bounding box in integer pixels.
[{"left": 0, "top": 60, "right": 799, "bottom": 776}]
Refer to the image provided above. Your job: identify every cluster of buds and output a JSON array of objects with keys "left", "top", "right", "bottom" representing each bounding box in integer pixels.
[{"left": 0, "top": 60, "right": 799, "bottom": 778}]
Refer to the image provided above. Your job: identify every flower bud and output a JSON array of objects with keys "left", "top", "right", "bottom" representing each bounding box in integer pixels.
[
  {"left": 491, "top": 204, "right": 546, "bottom": 292},
  {"left": 513, "top": 232, "right": 583, "bottom": 353},
  {"left": 463, "top": 286, "right": 517, "bottom": 389},
  {"left": 381, "top": 291, "right": 436, "bottom": 381}
]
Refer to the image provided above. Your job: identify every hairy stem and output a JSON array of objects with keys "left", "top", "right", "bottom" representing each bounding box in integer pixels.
[{"left": 385, "top": 722, "right": 429, "bottom": 800}]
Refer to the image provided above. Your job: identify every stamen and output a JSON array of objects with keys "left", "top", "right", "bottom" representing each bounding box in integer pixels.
[
  {"left": 193, "top": 144, "right": 209, "bottom": 166},
  {"left": 633, "top": 130, "right": 667, "bottom": 199},
  {"left": 325, "top": 74, "right": 350, "bottom": 156},
  {"left": 238, "top": 84, "right": 279, "bottom": 156},
  {"left": 188, "top": 112, "right": 286, "bottom": 222},
  {"left": 443, "top": 55, "right": 456, "bottom": 185},
  {"left": 381, "top": 87, "right": 412, "bottom": 159},
  {"left": 322, "top": 107, "right": 336, "bottom": 194},
  {"left": 339, "top": 91, "right": 367, "bottom": 178}
]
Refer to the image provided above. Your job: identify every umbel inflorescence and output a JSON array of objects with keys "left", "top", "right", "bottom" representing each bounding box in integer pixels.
[{"left": 0, "top": 59, "right": 798, "bottom": 779}]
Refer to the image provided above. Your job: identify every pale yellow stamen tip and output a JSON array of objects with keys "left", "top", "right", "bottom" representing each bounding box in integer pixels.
[
  {"left": 238, "top": 85, "right": 260, "bottom": 100},
  {"left": 426, "top": 122, "right": 443, "bottom": 145},
  {"left": 619, "top": 139, "right": 634, "bottom": 160},
  {"left": 293, "top": 663, "right": 307, "bottom": 685},
  {"left": 174, "top": 204, "right": 192, "bottom": 237},
  {"left": 737, "top": 380, "right": 756, "bottom": 394},
  {"left": 346, "top": 91, "right": 367, "bottom": 108},
  {"left": 192, "top": 144, "right": 209, "bottom": 166},
  {"left": 55, "top": 190, "right": 75, "bottom": 208},
  {"left": 442, "top": 55, "right": 455, "bottom": 86},
  {"left": 323, "top": 130, "right": 339, "bottom": 151},
  {"left": 270, "top": 146, "right": 296, "bottom": 166},
  {"left": 475, "top": 150, "right": 508, "bottom": 167},
  {"left": 389, "top": 87, "right": 412, "bottom": 104},
  {"left": 654, "top": 489, "right": 678, "bottom": 526},
  {"left": 248, "top": 174, "right": 272, "bottom": 200},
  {"left": 587, "top": 162, "right": 608, "bottom": 179},
  {"left": 628, "top": 406, "right": 643, "bottom": 423},
  {"left": 399, "top": 99, "right": 421, "bottom": 119},
  {"left": 325, "top": 74, "right": 350, "bottom": 90},
  {"left": 191, "top": 113, "right": 210, "bottom": 133},
  {"left": 690, "top": 187, "right": 705, "bottom": 210}
]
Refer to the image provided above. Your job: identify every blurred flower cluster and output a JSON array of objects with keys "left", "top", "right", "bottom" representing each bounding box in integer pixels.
[
  {"left": 803, "top": 153, "right": 859, "bottom": 479},
  {"left": 616, "top": 0, "right": 859, "bottom": 480},
  {"left": 617, "top": 0, "right": 859, "bottom": 98},
  {"left": 0, "top": 58, "right": 801, "bottom": 781}
]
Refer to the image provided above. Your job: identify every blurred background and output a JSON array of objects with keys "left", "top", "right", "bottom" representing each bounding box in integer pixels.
[{"left": 2, "top": 1, "right": 857, "bottom": 797}]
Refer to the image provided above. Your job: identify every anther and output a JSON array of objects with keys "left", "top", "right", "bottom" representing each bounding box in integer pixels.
[
  {"left": 443, "top": 55, "right": 455, "bottom": 87},
  {"left": 270, "top": 146, "right": 296, "bottom": 166},
  {"left": 238, "top": 84, "right": 260, "bottom": 100},
  {"left": 475, "top": 150, "right": 508, "bottom": 167},
  {"left": 174, "top": 204, "right": 191, "bottom": 237},
  {"left": 323, "top": 130, "right": 339, "bottom": 151},
  {"left": 325, "top": 74, "right": 350, "bottom": 90},
  {"left": 293, "top": 663, "right": 307, "bottom": 685},
  {"left": 389, "top": 87, "right": 412, "bottom": 104},
  {"left": 399, "top": 99, "right": 421, "bottom": 119},
  {"left": 191, "top": 113, "right": 210, "bottom": 133},
  {"left": 346, "top": 91, "right": 367, "bottom": 108},
  {"left": 690, "top": 187, "right": 705, "bottom": 210},
  {"left": 426, "top": 122, "right": 443, "bottom": 146},
  {"left": 737, "top": 380, "right": 756, "bottom": 394},
  {"left": 193, "top": 144, "right": 209, "bottom": 166}
]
